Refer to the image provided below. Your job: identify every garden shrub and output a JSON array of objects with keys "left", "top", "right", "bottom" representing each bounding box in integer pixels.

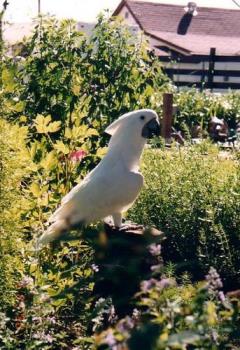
[
  {"left": 174, "top": 89, "right": 240, "bottom": 135},
  {"left": 0, "top": 14, "right": 170, "bottom": 348},
  {"left": 95, "top": 267, "right": 240, "bottom": 350},
  {"left": 129, "top": 143, "right": 240, "bottom": 289},
  {"left": 2, "top": 15, "right": 170, "bottom": 139},
  {"left": 0, "top": 119, "right": 30, "bottom": 309},
  {"left": 0, "top": 12, "right": 240, "bottom": 350}
]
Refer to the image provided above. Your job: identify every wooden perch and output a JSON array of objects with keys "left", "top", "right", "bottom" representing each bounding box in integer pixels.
[
  {"left": 89, "top": 221, "right": 165, "bottom": 317},
  {"left": 103, "top": 221, "right": 165, "bottom": 240}
]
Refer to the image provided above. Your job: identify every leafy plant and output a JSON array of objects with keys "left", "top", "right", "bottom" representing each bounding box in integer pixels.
[
  {"left": 94, "top": 267, "right": 240, "bottom": 350},
  {"left": 0, "top": 119, "right": 30, "bottom": 309},
  {"left": 129, "top": 143, "right": 240, "bottom": 289},
  {"left": 0, "top": 11, "right": 239, "bottom": 350},
  {"left": 174, "top": 89, "right": 240, "bottom": 135}
]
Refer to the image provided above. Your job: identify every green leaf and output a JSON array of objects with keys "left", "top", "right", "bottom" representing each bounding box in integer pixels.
[
  {"left": 47, "top": 121, "right": 61, "bottom": 133},
  {"left": 40, "top": 151, "right": 58, "bottom": 170},
  {"left": 64, "top": 127, "right": 72, "bottom": 139},
  {"left": 19, "top": 115, "right": 27, "bottom": 122},
  {"left": 167, "top": 331, "right": 201, "bottom": 346},
  {"left": 34, "top": 114, "right": 52, "bottom": 133},
  {"left": 96, "top": 147, "right": 107, "bottom": 158},
  {"left": 29, "top": 183, "right": 41, "bottom": 197},
  {"left": 29, "top": 263, "right": 38, "bottom": 274},
  {"left": 12, "top": 101, "right": 25, "bottom": 113},
  {"left": 29, "top": 142, "right": 38, "bottom": 159},
  {"left": 72, "top": 125, "right": 88, "bottom": 139},
  {"left": 52, "top": 298, "right": 67, "bottom": 307},
  {"left": 72, "top": 84, "right": 80, "bottom": 95},
  {"left": 2, "top": 67, "right": 16, "bottom": 92},
  {"left": 54, "top": 141, "right": 69, "bottom": 154},
  {"left": 86, "top": 128, "right": 99, "bottom": 137}
]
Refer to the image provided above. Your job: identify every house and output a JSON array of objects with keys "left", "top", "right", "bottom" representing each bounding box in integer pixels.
[
  {"left": 2, "top": 21, "right": 95, "bottom": 47},
  {"left": 113, "top": 1, "right": 240, "bottom": 91}
]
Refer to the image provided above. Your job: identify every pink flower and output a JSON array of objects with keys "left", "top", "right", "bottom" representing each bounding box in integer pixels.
[{"left": 69, "top": 149, "right": 87, "bottom": 162}]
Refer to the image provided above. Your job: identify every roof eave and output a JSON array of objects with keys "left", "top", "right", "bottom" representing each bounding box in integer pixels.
[
  {"left": 112, "top": 0, "right": 126, "bottom": 16},
  {"left": 112, "top": 0, "right": 144, "bottom": 30},
  {"left": 146, "top": 31, "right": 192, "bottom": 55}
]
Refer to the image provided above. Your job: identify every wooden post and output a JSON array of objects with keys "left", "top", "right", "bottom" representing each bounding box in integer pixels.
[
  {"left": 88, "top": 223, "right": 165, "bottom": 318},
  {"left": 161, "top": 93, "right": 173, "bottom": 142},
  {"left": 208, "top": 47, "right": 216, "bottom": 91}
]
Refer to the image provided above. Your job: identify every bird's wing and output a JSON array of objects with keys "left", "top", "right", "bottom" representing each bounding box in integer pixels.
[
  {"left": 48, "top": 178, "right": 90, "bottom": 223},
  {"left": 59, "top": 161, "right": 102, "bottom": 206},
  {"left": 49, "top": 165, "right": 143, "bottom": 226}
]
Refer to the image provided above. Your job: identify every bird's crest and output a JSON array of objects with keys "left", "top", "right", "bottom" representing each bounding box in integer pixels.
[{"left": 105, "top": 113, "right": 129, "bottom": 136}]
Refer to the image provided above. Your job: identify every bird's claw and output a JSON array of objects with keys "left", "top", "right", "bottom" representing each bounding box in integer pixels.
[{"left": 118, "top": 223, "right": 143, "bottom": 232}]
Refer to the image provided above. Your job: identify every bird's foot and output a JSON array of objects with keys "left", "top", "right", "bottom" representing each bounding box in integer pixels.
[{"left": 118, "top": 222, "right": 144, "bottom": 232}]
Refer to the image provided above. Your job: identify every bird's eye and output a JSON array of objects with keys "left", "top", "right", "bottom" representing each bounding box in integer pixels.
[{"left": 140, "top": 115, "right": 145, "bottom": 120}]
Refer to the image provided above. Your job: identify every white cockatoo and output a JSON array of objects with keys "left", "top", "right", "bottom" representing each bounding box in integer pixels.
[{"left": 37, "top": 109, "right": 160, "bottom": 246}]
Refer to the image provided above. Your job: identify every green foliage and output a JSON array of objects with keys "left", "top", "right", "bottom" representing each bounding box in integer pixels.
[
  {"left": 129, "top": 143, "right": 240, "bottom": 288},
  {"left": 95, "top": 277, "right": 240, "bottom": 350},
  {"left": 1, "top": 15, "right": 170, "bottom": 138},
  {"left": 77, "top": 15, "right": 170, "bottom": 136},
  {"left": 0, "top": 119, "right": 30, "bottom": 308},
  {"left": 174, "top": 89, "right": 240, "bottom": 134},
  {"left": 0, "top": 14, "right": 170, "bottom": 349},
  {"left": 0, "top": 12, "right": 239, "bottom": 350}
]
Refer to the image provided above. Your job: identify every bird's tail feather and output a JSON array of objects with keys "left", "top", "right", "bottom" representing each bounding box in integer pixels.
[{"left": 37, "top": 220, "right": 68, "bottom": 248}]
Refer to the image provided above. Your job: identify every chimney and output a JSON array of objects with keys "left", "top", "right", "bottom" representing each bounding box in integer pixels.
[{"left": 184, "top": 2, "right": 198, "bottom": 16}]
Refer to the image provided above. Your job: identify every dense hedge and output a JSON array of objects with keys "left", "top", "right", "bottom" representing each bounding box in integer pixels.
[
  {"left": 129, "top": 143, "right": 240, "bottom": 289},
  {"left": 0, "top": 119, "right": 29, "bottom": 309}
]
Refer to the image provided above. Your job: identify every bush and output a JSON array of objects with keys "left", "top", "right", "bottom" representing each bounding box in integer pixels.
[
  {"left": 94, "top": 262, "right": 240, "bottom": 350},
  {"left": 1, "top": 15, "right": 170, "bottom": 138},
  {"left": 129, "top": 143, "right": 240, "bottom": 289},
  {"left": 0, "top": 119, "right": 30, "bottom": 309},
  {"left": 0, "top": 14, "right": 170, "bottom": 348},
  {"left": 174, "top": 89, "right": 240, "bottom": 135},
  {"left": 1, "top": 12, "right": 239, "bottom": 350}
]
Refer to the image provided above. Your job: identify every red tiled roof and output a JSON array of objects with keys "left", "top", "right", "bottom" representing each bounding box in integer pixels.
[{"left": 113, "top": 1, "right": 240, "bottom": 56}]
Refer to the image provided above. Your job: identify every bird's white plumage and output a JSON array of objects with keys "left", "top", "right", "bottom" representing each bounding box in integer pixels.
[{"left": 38, "top": 109, "right": 159, "bottom": 246}]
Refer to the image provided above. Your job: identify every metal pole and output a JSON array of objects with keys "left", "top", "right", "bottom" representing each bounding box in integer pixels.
[
  {"left": 161, "top": 93, "right": 173, "bottom": 142},
  {"left": 0, "top": 1, "right": 9, "bottom": 49},
  {"left": 0, "top": 1, "right": 9, "bottom": 67},
  {"left": 0, "top": 1, "right": 9, "bottom": 111},
  {"left": 38, "top": 0, "right": 41, "bottom": 16}
]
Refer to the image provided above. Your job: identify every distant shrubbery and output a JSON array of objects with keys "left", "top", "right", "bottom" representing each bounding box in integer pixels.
[
  {"left": 129, "top": 143, "right": 240, "bottom": 289},
  {"left": 1, "top": 15, "right": 169, "bottom": 133},
  {"left": 174, "top": 89, "right": 240, "bottom": 136}
]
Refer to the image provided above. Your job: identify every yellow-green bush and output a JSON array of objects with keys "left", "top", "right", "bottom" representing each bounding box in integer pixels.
[
  {"left": 0, "top": 119, "right": 30, "bottom": 308},
  {"left": 129, "top": 143, "right": 240, "bottom": 289},
  {"left": 174, "top": 89, "right": 240, "bottom": 133}
]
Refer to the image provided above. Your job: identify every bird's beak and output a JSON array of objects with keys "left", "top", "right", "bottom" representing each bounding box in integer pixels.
[{"left": 142, "top": 118, "right": 161, "bottom": 139}]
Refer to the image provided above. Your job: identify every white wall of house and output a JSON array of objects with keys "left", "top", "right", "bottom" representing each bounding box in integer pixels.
[
  {"left": 117, "top": 6, "right": 240, "bottom": 90},
  {"left": 117, "top": 5, "right": 140, "bottom": 28},
  {"left": 166, "top": 60, "right": 240, "bottom": 85},
  {"left": 169, "top": 61, "right": 240, "bottom": 71}
]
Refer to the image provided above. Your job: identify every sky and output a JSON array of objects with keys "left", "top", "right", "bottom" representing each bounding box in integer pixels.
[{"left": 4, "top": 0, "right": 240, "bottom": 23}]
